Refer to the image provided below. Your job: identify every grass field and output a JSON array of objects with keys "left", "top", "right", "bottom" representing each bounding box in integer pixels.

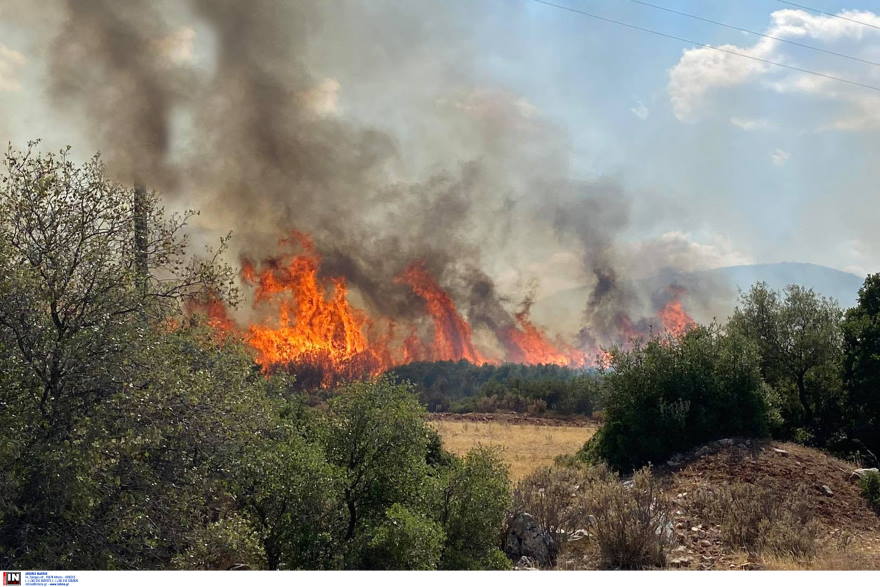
[{"left": 430, "top": 415, "right": 597, "bottom": 480}]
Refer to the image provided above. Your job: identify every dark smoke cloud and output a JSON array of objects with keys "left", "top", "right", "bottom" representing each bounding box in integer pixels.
[
  {"left": 49, "top": 0, "right": 186, "bottom": 187},
  {"left": 35, "top": 0, "right": 714, "bottom": 350}
]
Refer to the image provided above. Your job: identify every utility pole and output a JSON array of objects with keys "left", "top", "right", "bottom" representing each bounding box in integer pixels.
[{"left": 133, "top": 184, "right": 149, "bottom": 297}]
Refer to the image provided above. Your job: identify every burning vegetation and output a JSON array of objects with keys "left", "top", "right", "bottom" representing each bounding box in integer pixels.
[{"left": 190, "top": 232, "right": 696, "bottom": 385}]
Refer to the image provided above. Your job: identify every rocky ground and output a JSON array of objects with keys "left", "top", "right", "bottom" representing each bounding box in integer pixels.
[
  {"left": 514, "top": 438, "right": 880, "bottom": 570},
  {"left": 659, "top": 439, "right": 880, "bottom": 569}
]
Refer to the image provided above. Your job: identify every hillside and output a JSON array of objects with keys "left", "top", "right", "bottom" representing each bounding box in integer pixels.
[{"left": 613, "top": 440, "right": 877, "bottom": 569}]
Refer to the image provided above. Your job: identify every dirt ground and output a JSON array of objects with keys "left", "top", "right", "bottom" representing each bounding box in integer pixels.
[{"left": 659, "top": 440, "right": 880, "bottom": 570}]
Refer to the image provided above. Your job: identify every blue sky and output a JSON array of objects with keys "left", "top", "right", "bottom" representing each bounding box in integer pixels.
[
  {"left": 463, "top": 0, "right": 880, "bottom": 276},
  {"left": 1, "top": 0, "right": 879, "bottom": 282}
]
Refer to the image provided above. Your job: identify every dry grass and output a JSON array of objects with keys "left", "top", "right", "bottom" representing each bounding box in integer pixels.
[{"left": 430, "top": 417, "right": 596, "bottom": 480}]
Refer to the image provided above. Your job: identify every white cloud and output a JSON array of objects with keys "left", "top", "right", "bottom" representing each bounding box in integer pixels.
[
  {"left": 667, "top": 8, "right": 880, "bottom": 129},
  {"left": 668, "top": 37, "right": 773, "bottom": 121},
  {"left": 730, "top": 116, "right": 773, "bottom": 131},
  {"left": 0, "top": 44, "right": 25, "bottom": 92},
  {"left": 631, "top": 100, "right": 649, "bottom": 120},
  {"left": 770, "top": 148, "right": 790, "bottom": 166}
]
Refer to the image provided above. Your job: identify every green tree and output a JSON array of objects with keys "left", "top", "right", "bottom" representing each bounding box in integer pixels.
[
  {"left": 842, "top": 274, "right": 880, "bottom": 460},
  {"left": 235, "top": 428, "right": 343, "bottom": 569},
  {"left": 729, "top": 283, "right": 844, "bottom": 442},
  {"left": 324, "top": 378, "right": 435, "bottom": 566},
  {"left": 364, "top": 504, "right": 445, "bottom": 570},
  {"left": 583, "top": 326, "right": 769, "bottom": 471},
  {"left": 0, "top": 145, "right": 244, "bottom": 568},
  {"left": 0, "top": 144, "right": 234, "bottom": 435},
  {"left": 438, "top": 446, "right": 512, "bottom": 570}
]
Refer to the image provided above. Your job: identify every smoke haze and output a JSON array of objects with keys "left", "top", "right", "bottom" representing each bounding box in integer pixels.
[{"left": 2, "top": 0, "right": 762, "bottom": 353}]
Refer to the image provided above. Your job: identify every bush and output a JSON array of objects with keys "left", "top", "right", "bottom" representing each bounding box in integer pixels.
[
  {"left": 687, "top": 483, "right": 820, "bottom": 559},
  {"left": 512, "top": 463, "right": 611, "bottom": 544},
  {"left": 439, "top": 446, "right": 512, "bottom": 570},
  {"left": 365, "top": 504, "right": 445, "bottom": 570},
  {"left": 172, "top": 515, "right": 266, "bottom": 570},
  {"left": 860, "top": 471, "right": 880, "bottom": 510},
  {"left": 235, "top": 433, "right": 343, "bottom": 570},
  {"left": 583, "top": 326, "right": 770, "bottom": 471},
  {"left": 586, "top": 467, "right": 671, "bottom": 569}
]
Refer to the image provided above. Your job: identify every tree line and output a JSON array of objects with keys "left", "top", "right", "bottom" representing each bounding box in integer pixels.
[
  {"left": 386, "top": 360, "right": 601, "bottom": 416},
  {"left": 584, "top": 280, "right": 880, "bottom": 470}
]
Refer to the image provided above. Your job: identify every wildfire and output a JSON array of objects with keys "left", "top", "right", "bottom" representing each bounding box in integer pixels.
[
  {"left": 396, "top": 262, "right": 486, "bottom": 364},
  {"left": 500, "top": 306, "right": 587, "bottom": 367},
  {"left": 189, "top": 232, "right": 697, "bottom": 385},
  {"left": 241, "top": 233, "right": 390, "bottom": 384},
  {"left": 658, "top": 286, "right": 696, "bottom": 337}
]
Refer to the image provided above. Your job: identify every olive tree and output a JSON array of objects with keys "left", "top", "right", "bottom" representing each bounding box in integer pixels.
[
  {"left": 728, "top": 283, "right": 844, "bottom": 442},
  {"left": 0, "top": 143, "right": 235, "bottom": 434}
]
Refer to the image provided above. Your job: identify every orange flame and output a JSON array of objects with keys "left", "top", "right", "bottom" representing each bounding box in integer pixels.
[
  {"left": 501, "top": 306, "right": 587, "bottom": 367},
  {"left": 396, "top": 261, "right": 486, "bottom": 364},
  {"left": 242, "top": 233, "right": 390, "bottom": 385},
  {"left": 185, "top": 293, "right": 236, "bottom": 339},
  {"left": 658, "top": 286, "right": 696, "bottom": 337},
  {"left": 187, "top": 232, "right": 701, "bottom": 385}
]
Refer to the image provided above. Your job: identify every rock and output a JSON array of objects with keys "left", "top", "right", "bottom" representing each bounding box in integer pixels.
[
  {"left": 504, "top": 512, "right": 557, "bottom": 568},
  {"left": 818, "top": 484, "right": 834, "bottom": 497},
  {"left": 667, "top": 453, "right": 685, "bottom": 467},
  {"left": 772, "top": 448, "right": 789, "bottom": 456},
  {"left": 657, "top": 521, "right": 676, "bottom": 540},
  {"left": 699, "top": 539, "right": 712, "bottom": 548},
  {"left": 669, "top": 556, "right": 692, "bottom": 568},
  {"left": 568, "top": 528, "right": 590, "bottom": 542},
  {"left": 515, "top": 556, "right": 538, "bottom": 570},
  {"left": 850, "top": 468, "right": 879, "bottom": 482}
]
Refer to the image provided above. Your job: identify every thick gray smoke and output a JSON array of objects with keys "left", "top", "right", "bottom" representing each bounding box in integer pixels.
[
  {"left": 49, "top": 0, "right": 185, "bottom": 187},
  {"left": 32, "top": 0, "right": 724, "bottom": 350}
]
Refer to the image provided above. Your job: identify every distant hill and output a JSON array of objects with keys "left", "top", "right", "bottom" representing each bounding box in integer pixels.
[
  {"left": 532, "top": 262, "right": 866, "bottom": 328},
  {"left": 691, "top": 262, "right": 865, "bottom": 308}
]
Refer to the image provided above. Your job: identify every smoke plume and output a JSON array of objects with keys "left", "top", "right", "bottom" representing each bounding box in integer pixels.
[{"left": 30, "top": 0, "right": 721, "bottom": 354}]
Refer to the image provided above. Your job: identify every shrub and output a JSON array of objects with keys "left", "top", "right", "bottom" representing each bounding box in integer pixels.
[
  {"left": 364, "top": 504, "right": 445, "bottom": 570},
  {"left": 325, "top": 379, "right": 433, "bottom": 558},
  {"left": 583, "top": 326, "right": 770, "bottom": 471},
  {"left": 439, "top": 446, "right": 512, "bottom": 570},
  {"left": 688, "top": 483, "right": 820, "bottom": 559},
  {"left": 172, "top": 514, "right": 266, "bottom": 570},
  {"left": 235, "top": 434, "right": 343, "bottom": 570},
  {"left": 860, "top": 471, "right": 880, "bottom": 510},
  {"left": 586, "top": 467, "right": 670, "bottom": 569},
  {"left": 512, "top": 463, "right": 612, "bottom": 543}
]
